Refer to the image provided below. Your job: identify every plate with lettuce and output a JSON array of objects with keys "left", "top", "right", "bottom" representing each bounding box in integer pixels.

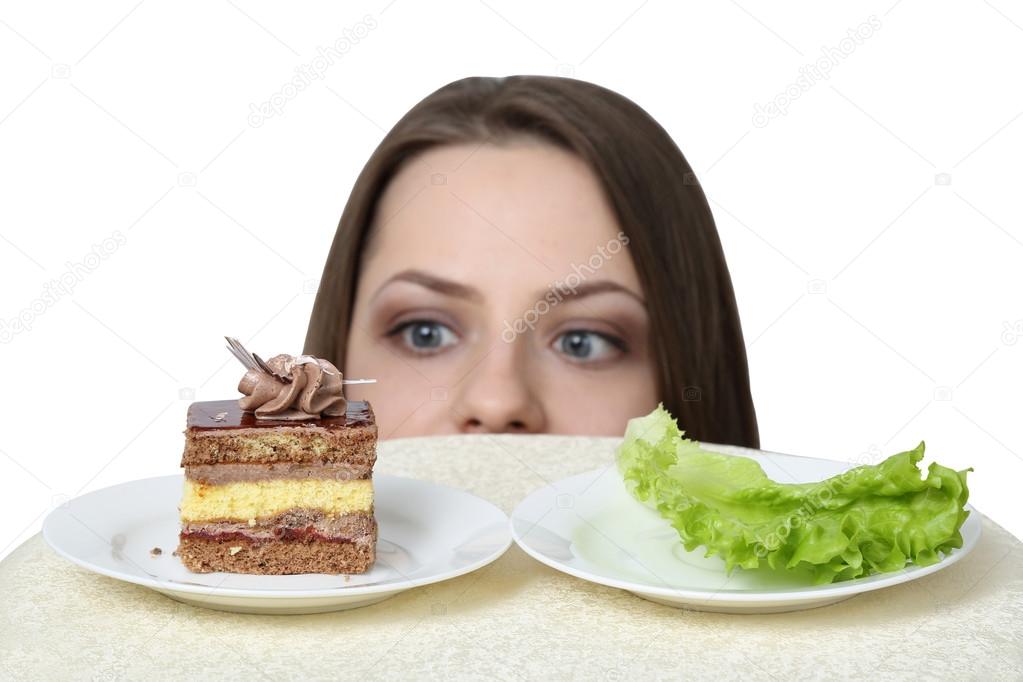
[{"left": 510, "top": 406, "right": 979, "bottom": 613}]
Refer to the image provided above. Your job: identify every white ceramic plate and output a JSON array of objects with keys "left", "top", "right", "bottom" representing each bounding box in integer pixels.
[
  {"left": 44, "top": 474, "right": 511, "bottom": 614},
  {"left": 511, "top": 444, "right": 980, "bottom": 614}
]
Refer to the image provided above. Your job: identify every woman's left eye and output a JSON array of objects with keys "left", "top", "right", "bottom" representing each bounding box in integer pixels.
[
  {"left": 553, "top": 330, "right": 625, "bottom": 363},
  {"left": 388, "top": 320, "right": 458, "bottom": 355}
]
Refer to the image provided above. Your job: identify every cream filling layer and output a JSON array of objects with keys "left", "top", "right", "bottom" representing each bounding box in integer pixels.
[{"left": 179, "top": 478, "right": 373, "bottom": 522}]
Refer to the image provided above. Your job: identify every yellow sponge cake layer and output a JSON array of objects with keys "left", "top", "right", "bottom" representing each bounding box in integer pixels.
[{"left": 180, "top": 478, "right": 373, "bottom": 522}]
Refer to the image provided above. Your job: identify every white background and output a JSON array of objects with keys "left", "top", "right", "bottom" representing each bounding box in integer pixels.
[{"left": 1, "top": 0, "right": 1021, "bottom": 562}]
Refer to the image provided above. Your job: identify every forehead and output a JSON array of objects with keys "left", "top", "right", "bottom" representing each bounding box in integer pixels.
[{"left": 363, "top": 142, "right": 638, "bottom": 289}]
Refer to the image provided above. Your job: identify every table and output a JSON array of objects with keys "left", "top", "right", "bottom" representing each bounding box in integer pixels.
[{"left": 2, "top": 434, "right": 1021, "bottom": 679}]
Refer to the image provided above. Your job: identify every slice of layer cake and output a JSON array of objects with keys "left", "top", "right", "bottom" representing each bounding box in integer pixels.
[{"left": 177, "top": 349, "right": 378, "bottom": 574}]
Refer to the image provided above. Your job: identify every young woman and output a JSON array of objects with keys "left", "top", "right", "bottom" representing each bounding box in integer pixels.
[{"left": 305, "top": 76, "right": 758, "bottom": 446}]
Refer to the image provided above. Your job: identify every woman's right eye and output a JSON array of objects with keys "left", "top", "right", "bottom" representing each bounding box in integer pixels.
[{"left": 387, "top": 320, "right": 458, "bottom": 355}]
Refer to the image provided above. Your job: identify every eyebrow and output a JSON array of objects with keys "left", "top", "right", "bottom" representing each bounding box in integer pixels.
[
  {"left": 545, "top": 280, "right": 646, "bottom": 306},
  {"left": 373, "top": 269, "right": 484, "bottom": 303},
  {"left": 373, "top": 268, "right": 645, "bottom": 306}
]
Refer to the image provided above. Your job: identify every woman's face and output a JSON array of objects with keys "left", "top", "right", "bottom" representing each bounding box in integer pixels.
[{"left": 344, "top": 141, "right": 658, "bottom": 438}]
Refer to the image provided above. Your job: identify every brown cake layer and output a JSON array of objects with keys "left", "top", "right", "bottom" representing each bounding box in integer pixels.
[
  {"left": 184, "top": 461, "right": 371, "bottom": 484},
  {"left": 181, "top": 400, "right": 377, "bottom": 466},
  {"left": 180, "top": 509, "right": 375, "bottom": 540},
  {"left": 177, "top": 533, "right": 376, "bottom": 574}
]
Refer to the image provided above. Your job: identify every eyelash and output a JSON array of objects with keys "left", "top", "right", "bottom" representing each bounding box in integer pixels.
[
  {"left": 552, "top": 329, "right": 628, "bottom": 364},
  {"left": 385, "top": 319, "right": 459, "bottom": 356}
]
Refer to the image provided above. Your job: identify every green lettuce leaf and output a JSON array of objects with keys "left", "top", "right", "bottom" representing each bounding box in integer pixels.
[{"left": 616, "top": 405, "right": 971, "bottom": 584}]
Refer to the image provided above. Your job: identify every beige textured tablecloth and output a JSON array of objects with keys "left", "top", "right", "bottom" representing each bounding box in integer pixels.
[{"left": 2, "top": 434, "right": 1021, "bottom": 680}]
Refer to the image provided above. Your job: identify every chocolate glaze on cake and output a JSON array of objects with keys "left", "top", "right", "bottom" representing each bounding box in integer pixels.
[{"left": 188, "top": 399, "right": 373, "bottom": 430}]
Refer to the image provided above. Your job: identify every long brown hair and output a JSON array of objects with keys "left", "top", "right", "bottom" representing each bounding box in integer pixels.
[{"left": 305, "top": 76, "right": 759, "bottom": 447}]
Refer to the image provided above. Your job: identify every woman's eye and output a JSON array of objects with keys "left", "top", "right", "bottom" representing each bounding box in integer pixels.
[
  {"left": 389, "top": 320, "right": 458, "bottom": 355},
  {"left": 553, "top": 330, "right": 625, "bottom": 363}
]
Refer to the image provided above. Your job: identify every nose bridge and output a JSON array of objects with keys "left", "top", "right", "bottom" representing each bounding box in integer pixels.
[
  {"left": 450, "top": 334, "right": 544, "bottom": 433},
  {"left": 454, "top": 335, "right": 523, "bottom": 406}
]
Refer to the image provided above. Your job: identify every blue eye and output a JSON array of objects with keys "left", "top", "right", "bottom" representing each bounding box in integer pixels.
[
  {"left": 554, "top": 330, "right": 625, "bottom": 363},
  {"left": 390, "top": 320, "right": 458, "bottom": 355}
]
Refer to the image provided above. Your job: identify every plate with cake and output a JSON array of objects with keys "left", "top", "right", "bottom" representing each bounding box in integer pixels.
[{"left": 43, "top": 340, "right": 511, "bottom": 615}]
